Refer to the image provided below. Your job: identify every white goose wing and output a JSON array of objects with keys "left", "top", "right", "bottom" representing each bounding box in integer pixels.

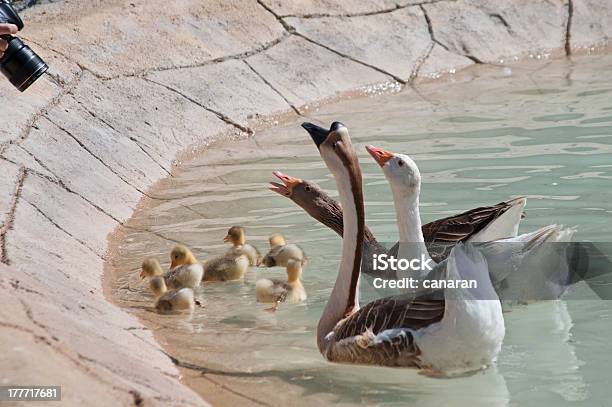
[{"left": 477, "top": 224, "right": 576, "bottom": 302}]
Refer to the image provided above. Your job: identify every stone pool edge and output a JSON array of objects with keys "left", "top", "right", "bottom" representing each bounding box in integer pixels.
[{"left": 0, "top": 0, "right": 611, "bottom": 405}]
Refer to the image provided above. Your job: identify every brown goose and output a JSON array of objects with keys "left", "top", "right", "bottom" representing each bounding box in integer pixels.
[
  {"left": 270, "top": 172, "right": 526, "bottom": 263},
  {"left": 303, "top": 121, "right": 505, "bottom": 374}
]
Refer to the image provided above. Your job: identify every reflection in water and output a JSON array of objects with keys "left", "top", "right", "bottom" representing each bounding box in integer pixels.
[{"left": 109, "top": 55, "right": 612, "bottom": 406}]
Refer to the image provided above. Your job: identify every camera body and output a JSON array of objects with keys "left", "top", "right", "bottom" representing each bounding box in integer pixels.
[{"left": 0, "top": 0, "right": 48, "bottom": 92}]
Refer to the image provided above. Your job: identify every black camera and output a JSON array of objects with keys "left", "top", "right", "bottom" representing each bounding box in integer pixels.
[{"left": 0, "top": 0, "right": 48, "bottom": 92}]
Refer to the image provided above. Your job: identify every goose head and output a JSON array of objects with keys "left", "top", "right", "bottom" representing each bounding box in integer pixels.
[
  {"left": 140, "top": 257, "right": 163, "bottom": 279},
  {"left": 269, "top": 171, "right": 302, "bottom": 197},
  {"left": 268, "top": 232, "right": 286, "bottom": 248},
  {"left": 270, "top": 171, "right": 342, "bottom": 224},
  {"left": 302, "top": 122, "right": 361, "bottom": 182},
  {"left": 170, "top": 245, "right": 198, "bottom": 269},
  {"left": 224, "top": 226, "right": 246, "bottom": 246},
  {"left": 366, "top": 145, "right": 421, "bottom": 204},
  {"left": 270, "top": 171, "right": 321, "bottom": 202}
]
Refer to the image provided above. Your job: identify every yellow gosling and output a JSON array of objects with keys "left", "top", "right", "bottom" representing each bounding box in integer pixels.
[
  {"left": 224, "top": 226, "right": 262, "bottom": 266},
  {"left": 166, "top": 245, "right": 204, "bottom": 289},
  {"left": 256, "top": 259, "right": 307, "bottom": 311},
  {"left": 261, "top": 233, "right": 306, "bottom": 267}
]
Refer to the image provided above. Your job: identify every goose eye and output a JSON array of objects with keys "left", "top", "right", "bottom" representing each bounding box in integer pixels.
[
  {"left": 398, "top": 160, "right": 405, "bottom": 167},
  {"left": 305, "top": 185, "right": 311, "bottom": 192}
]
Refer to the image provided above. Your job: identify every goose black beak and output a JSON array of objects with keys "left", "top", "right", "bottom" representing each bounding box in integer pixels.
[
  {"left": 302, "top": 121, "right": 347, "bottom": 150},
  {"left": 301, "top": 122, "right": 328, "bottom": 149}
]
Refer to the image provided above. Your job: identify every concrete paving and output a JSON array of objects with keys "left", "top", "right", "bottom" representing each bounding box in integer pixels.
[{"left": 0, "top": 0, "right": 610, "bottom": 405}]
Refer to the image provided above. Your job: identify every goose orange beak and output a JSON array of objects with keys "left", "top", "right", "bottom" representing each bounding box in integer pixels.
[
  {"left": 366, "top": 145, "right": 394, "bottom": 167},
  {"left": 139, "top": 271, "right": 145, "bottom": 279},
  {"left": 269, "top": 171, "right": 302, "bottom": 197},
  {"left": 223, "top": 235, "right": 231, "bottom": 243}
]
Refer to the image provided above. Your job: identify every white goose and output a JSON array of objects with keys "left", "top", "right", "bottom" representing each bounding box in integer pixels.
[
  {"left": 365, "top": 144, "right": 577, "bottom": 303},
  {"left": 302, "top": 121, "right": 505, "bottom": 375}
]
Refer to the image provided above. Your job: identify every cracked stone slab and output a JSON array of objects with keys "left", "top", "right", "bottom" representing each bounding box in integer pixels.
[
  {"left": 424, "top": 0, "right": 568, "bottom": 64},
  {"left": 0, "top": 328, "right": 133, "bottom": 407},
  {"left": 0, "top": 264, "right": 206, "bottom": 406},
  {"left": 245, "top": 35, "right": 390, "bottom": 108},
  {"left": 260, "top": 0, "right": 421, "bottom": 16},
  {"left": 6, "top": 199, "right": 105, "bottom": 288},
  {"left": 73, "top": 75, "right": 229, "bottom": 169},
  {"left": 417, "top": 43, "right": 475, "bottom": 79},
  {"left": 570, "top": 0, "right": 612, "bottom": 51},
  {"left": 23, "top": 0, "right": 285, "bottom": 78},
  {"left": 0, "top": 160, "right": 20, "bottom": 230},
  {"left": 286, "top": 7, "right": 432, "bottom": 81},
  {"left": 19, "top": 117, "right": 142, "bottom": 221},
  {"left": 21, "top": 173, "right": 118, "bottom": 258},
  {"left": 45, "top": 93, "right": 168, "bottom": 193},
  {"left": 0, "top": 46, "right": 81, "bottom": 145},
  {"left": 1, "top": 145, "right": 58, "bottom": 181},
  {"left": 147, "top": 59, "right": 291, "bottom": 128}
]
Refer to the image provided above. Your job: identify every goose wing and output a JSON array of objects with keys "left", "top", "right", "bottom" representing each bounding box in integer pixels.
[
  {"left": 422, "top": 199, "right": 518, "bottom": 243},
  {"left": 326, "top": 295, "right": 444, "bottom": 366},
  {"left": 261, "top": 245, "right": 285, "bottom": 267},
  {"left": 478, "top": 224, "right": 576, "bottom": 302},
  {"left": 269, "top": 278, "right": 290, "bottom": 303},
  {"left": 335, "top": 296, "right": 445, "bottom": 341},
  {"left": 164, "top": 266, "right": 183, "bottom": 289},
  {"left": 203, "top": 256, "right": 236, "bottom": 280},
  {"left": 422, "top": 198, "right": 524, "bottom": 261}
]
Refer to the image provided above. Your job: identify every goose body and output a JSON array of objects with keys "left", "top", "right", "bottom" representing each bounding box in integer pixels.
[
  {"left": 140, "top": 258, "right": 196, "bottom": 312},
  {"left": 226, "top": 244, "right": 261, "bottom": 266},
  {"left": 261, "top": 233, "right": 306, "bottom": 267},
  {"left": 303, "top": 121, "right": 505, "bottom": 374},
  {"left": 154, "top": 282, "right": 196, "bottom": 313},
  {"left": 165, "top": 263, "right": 204, "bottom": 289},
  {"left": 256, "top": 259, "right": 307, "bottom": 304},
  {"left": 412, "top": 246, "right": 504, "bottom": 373},
  {"left": 224, "top": 226, "right": 262, "bottom": 266},
  {"left": 203, "top": 254, "right": 249, "bottom": 282},
  {"left": 166, "top": 245, "right": 204, "bottom": 289}
]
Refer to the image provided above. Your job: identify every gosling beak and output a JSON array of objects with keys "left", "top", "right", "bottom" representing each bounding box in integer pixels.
[
  {"left": 223, "top": 235, "right": 231, "bottom": 243},
  {"left": 269, "top": 171, "right": 302, "bottom": 197},
  {"left": 366, "top": 145, "right": 394, "bottom": 167},
  {"left": 170, "top": 260, "right": 177, "bottom": 269},
  {"left": 301, "top": 122, "right": 328, "bottom": 149},
  {"left": 139, "top": 271, "right": 145, "bottom": 280}
]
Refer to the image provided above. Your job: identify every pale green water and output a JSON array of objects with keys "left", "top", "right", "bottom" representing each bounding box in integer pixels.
[{"left": 111, "top": 55, "right": 612, "bottom": 406}]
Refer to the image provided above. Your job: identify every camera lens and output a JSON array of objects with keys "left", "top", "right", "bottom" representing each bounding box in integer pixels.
[{"left": 0, "top": 36, "right": 48, "bottom": 92}]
